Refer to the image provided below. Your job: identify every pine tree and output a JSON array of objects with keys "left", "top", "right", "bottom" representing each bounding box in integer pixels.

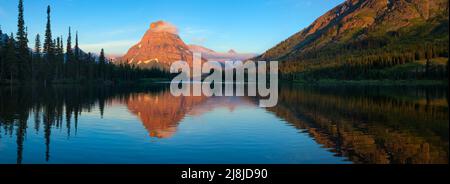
[
  {"left": 16, "top": 0, "right": 27, "bottom": 54},
  {"left": 59, "top": 36, "right": 64, "bottom": 79},
  {"left": 34, "top": 34, "right": 41, "bottom": 56},
  {"left": 41, "top": 6, "right": 53, "bottom": 85},
  {"left": 0, "top": 26, "right": 3, "bottom": 80},
  {"left": 43, "top": 6, "right": 53, "bottom": 58},
  {"left": 74, "top": 31, "right": 80, "bottom": 79},
  {"left": 0, "top": 27, "right": 3, "bottom": 81},
  {"left": 99, "top": 48, "right": 105, "bottom": 79},
  {"left": 66, "top": 28, "right": 72, "bottom": 56},
  {"left": 66, "top": 27, "right": 73, "bottom": 78},
  {"left": 99, "top": 48, "right": 105, "bottom": 65},
  {"left": 55, "top": 37, "right": 61, "bottom": 79},
  {"left": 74, "top": 31, "right": 79, "bottom": 59},
  {"left": 33, "top": 34, "right": 41, "bottom": 79},
  {"left": 16, "top": 0, "right": 29, "bottom": 80}
]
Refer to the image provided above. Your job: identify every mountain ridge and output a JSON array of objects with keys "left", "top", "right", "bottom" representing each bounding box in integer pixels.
[
  {"left": 256, "top": 0, "right": 448, "bottom": 80},
  {"left": 188, "top": 44, "right": 257, "bottom": 62},
  {"left": 259, "top": 0, "right": 449, "bottom": 62}
]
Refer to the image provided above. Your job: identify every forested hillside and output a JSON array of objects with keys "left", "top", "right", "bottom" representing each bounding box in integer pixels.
[{"left": 257, "top": 0, "right": 449, "bottom": 81}]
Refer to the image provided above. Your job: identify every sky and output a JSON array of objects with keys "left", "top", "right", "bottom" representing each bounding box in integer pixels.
[{"left": 0, "top": 0, "right": 343, "bottom": 56}]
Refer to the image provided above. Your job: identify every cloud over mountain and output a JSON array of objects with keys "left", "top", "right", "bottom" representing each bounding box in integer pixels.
[{"left": 149, "top": 21, "right": 179, "bottom": 34}]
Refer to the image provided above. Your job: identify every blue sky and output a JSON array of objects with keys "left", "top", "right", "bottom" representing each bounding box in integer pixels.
[{"left": 0, "top": 0, "right": 343, "bottom": 55}]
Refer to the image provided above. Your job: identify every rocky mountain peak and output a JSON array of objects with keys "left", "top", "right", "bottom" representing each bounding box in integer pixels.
[
  {"left": 228, "top": 49, "right": 237, "bottom": 54},
  {"left": 120, "top": 20, "right": 198, "bottom": 69}
]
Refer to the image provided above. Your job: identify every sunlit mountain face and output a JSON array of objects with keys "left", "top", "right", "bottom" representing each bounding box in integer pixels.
[{"left": 116, "top": 20, "right": 258, "bottom": 71}]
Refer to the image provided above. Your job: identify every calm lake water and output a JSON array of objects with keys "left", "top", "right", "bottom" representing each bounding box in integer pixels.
[{"left": 0, "top": 84, "right": 448, "bottom": 164}]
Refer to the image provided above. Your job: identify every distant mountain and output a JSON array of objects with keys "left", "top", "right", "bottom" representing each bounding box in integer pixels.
[
  {"left": 188, "top": 44, "right": 257, "bottom": 62},
  {"left": 119, "top": 21, "right": 204, "bottom": 70},
  {"left": 188, "top": 44, "right": 215, "bottom": 54},
  {"left": 257, "top": 0, "right": 449, "bottom": 78}
]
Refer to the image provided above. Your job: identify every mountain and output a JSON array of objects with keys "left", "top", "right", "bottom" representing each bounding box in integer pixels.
[
  {"left": 188, "top": 44, "right": 257, "bottom": 62},
  {"left": 257, "top": 0, "right": 449, "bottom": 79},
  {"left": 119, "top": 21, "right": 257, "bottom": 70},
  {"left": 120, "top": 21, "right": 201, "bottom": 70},
  {"left": 188, "top": 44, "right": 215, "bottom": 54}
]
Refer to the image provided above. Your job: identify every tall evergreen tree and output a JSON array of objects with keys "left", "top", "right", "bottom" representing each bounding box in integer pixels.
[
  {"left": 16, "top": 0, "right": 28, "bottom": 54},
  {"left": 43, "top": 5, "right": 53, "bottom": 58},
  {"left": 66, "top": 27, "right": 73, "bottom": 58},
  {"left": 99, "top": 48, "right": 105, "bottom": 79},
  {"left": 99, "top": 48, "right": 105, "bottom": 64},
  {"left": 74, "top": 31, "right": 79, "bottom": 59},
  {"left": 34, "top": 34, "right": 41, "bottom": 56},
  {"left": 74, "top": 31, "right": 80, "bottom": 79},
  {"left": 57, "top": 36, "right": 64, "bottom": 79},
  {"left": 33, "top": 34, "right": 41, "bottom": 79},
  {"left": 0, "top": 27, "right": 3, "bottom": 80},
  {"left": 41, "top": 6, "right": 54, "bottom": 85},
  {"left": 66, "top": 27, "right": 74, "bottom": 78},
  {"left": 16, "top": 0, "right": 29, "bottom": 80}
]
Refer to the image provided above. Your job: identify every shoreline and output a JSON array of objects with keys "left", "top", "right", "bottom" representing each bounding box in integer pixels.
[
  {"left": 288, "top": 79, "right": 448, "bottom": 86},
  {"left": 1, "top": 79, "right": 448, "bottom": 87}
]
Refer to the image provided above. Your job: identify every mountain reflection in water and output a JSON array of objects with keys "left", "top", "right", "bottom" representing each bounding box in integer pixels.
[{"left": 0, "top": 84, "right": 448, "bottom": 164}]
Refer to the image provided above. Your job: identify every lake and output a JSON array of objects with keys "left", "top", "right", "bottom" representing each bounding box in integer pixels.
[{"left": 0, "top": 84, "right": 448, "bottom": 164}]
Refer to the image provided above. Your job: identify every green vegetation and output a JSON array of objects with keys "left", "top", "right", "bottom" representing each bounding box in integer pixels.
[
  {"left": 291, "top": 79, "right": 448, "bottom": 86},
  {"left": 261, "top": 1, "right": 450, "bottom": 83},
  {"left": 280, "top": 23, "right": 449, "bottom": 81},
  {"left": 288, "top": 57, "right": 449, "bottom": 85},
  {"left": 0, "top": 0, "right": 171, "bottom": 86}
]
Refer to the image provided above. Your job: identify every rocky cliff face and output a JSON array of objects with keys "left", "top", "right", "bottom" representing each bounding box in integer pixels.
[
  {"left": 120, "top": 21, "right": 258, "bottom": 69},
  {"left": 259, "top": 0, "right": 449, "bottom": 61},
  {"left": 120, "top": 21, "right": 198, "bottom": 70}
]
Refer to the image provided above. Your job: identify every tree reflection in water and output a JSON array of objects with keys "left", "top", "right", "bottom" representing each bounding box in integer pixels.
[
  {"left": 269, "top": 84, "right": 448, "bottom": 164},
  {"left": 0, "top": 84, "right": 448, "bottom": 164}
]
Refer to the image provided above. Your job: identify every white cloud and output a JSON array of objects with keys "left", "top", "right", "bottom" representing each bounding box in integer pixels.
[
  {"left": 80, "top": 40, "right": 137, "bottom": 55},
  {"left": 150, "top": 21, "right": 178, "bottom": 34}
]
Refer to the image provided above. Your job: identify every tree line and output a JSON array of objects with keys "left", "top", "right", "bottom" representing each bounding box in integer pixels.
[
  {"left": 280, "top": 40, "right": 449, "bottom": 81},
  {"left": 0, "top": 0, "right": 170, "bottom": 85},
  {"left": 277, "top": 15, "right": 449, "bottom": 81}
]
